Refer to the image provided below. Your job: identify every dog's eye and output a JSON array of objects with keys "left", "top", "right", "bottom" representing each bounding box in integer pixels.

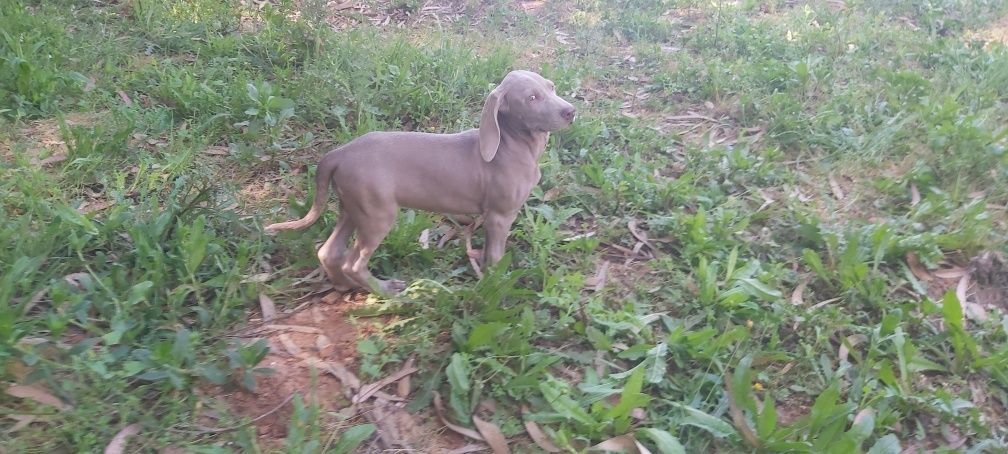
[{"left": 528, "top": 94, "right": 538, "bottom": 102}]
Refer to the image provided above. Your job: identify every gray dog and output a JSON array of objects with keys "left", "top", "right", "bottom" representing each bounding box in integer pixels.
[{"left": 266, "top": 70, "right": 576, "bottom": 293}]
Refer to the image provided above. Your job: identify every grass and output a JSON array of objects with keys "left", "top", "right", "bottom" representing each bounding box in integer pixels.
[{"left": 2, "top": 0, "right": 1008, "bottom": 452}]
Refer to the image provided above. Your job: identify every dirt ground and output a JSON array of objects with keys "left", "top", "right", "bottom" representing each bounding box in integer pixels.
[{"left": 201, "top": 291, "right": 469, "bottom": 453}]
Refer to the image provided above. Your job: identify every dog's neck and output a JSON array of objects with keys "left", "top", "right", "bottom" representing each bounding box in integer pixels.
[{"left": 497, "top": 116, "right": 550, "bottom": 162}]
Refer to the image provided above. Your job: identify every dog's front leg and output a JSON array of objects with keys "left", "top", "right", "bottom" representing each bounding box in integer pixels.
[{"left": 482, "top": 210, "right": 519, "bottom": 267}]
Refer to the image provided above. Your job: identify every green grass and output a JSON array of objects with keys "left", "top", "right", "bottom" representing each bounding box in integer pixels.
[{"left": 2, "top": 0, "right": 1008, "bottom": 452}]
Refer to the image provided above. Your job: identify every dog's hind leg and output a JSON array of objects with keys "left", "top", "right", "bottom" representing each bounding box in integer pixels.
[
  {"left": 339, "top": 207, "right": 405, "bottom": 294},
  {"left": 317, "top": 217, "right": 357, "bottom": 292}
]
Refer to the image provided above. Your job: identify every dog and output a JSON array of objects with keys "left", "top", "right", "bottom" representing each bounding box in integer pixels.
[{"left": 265, "top": 70, "right": 576, "bottom": 293}]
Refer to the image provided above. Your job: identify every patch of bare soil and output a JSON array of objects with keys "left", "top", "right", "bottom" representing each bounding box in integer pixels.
[
  {"left": 966, "top": 12, "right": 1008, "bottom": 48},
  {"left": 0, "top": 112, "right": 103, "bottom": 166},
  {"left": 200, "top": 291, "right": 465, "bottom": 452}
]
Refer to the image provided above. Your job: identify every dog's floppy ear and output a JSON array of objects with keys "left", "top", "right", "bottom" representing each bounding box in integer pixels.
[{"left": 478, "top": 83, "right": 506, "bottom": 162}]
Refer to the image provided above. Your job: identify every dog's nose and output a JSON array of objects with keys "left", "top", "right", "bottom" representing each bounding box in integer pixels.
[{"left": 561, "top": 106, "right": 576, "bottom": 123}]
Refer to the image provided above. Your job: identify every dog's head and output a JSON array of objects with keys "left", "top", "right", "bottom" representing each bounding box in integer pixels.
[{"left": 479, "top": 70, "right": 576, "bottom": 162}]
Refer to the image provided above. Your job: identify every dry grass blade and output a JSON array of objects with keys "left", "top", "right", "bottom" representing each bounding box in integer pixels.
[
  {"left": 433, "top": 392, "right": 484, "bottom": 441},
  {"left": 522, "top": 405, "right": 561, "bottom": 453},
  {"left": 472, "top": 415, "right": 511, "bottom": 454},
  {"left": 104, "top": 423, "right": 142, "bottom": 454},
  {"left": 910, "top": 183, "right": 921, "bottom": 206},
  {"left": 6, "top": 384, "right": 71, "bottom": 411},
  {"left": 258, "top": 294, "right": 277, "bottom": 321},
  {"left": 353, "top": 363, "right": 419, "bottom": 404}
]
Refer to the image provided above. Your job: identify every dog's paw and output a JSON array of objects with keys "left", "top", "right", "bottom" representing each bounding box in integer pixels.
[{"left": 378, "top": 279, "right": 406, "bottom": 295}]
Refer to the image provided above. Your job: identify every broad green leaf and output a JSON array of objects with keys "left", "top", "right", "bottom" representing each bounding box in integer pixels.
[
  {"left": 56, "top": 204, "right": 99, "bottom": 235},
  {"left": 808, "top": 382, "right": 839, "bottom": 433},
  {"left": 330, "top": 424, "right": 376, "bottom": 454},
  {"left": 737, "top": 278, "right": 783, "bottom": 300},
  {"left": 540, "top": 376, "right": 594, "bottom": 427},
  {"left": 847, "top": 408, "right": 874, "bottom": 445},
  {"left": 467, "top": 322, "right": 507, "bottom": 351},
  {"left": 866, "top": 434, "right": 901, "bottom": 454},
  {"left": 197, "top": 364, "right": 228, "bottom": 384},
  {"left": 585, "top": 326, "right": 611, "bottom": 350},
  {"left": 608, "top": 367, "right": 650, "bottom": 432},
  {"left": 670, "top": 402, "right": 736, "bottom": 439},
  {"left": 646, "top": 343, "right": 668, "bottom": 384},
  {"left": 446, "top": 353, "right": 471, "bottom": 394},
  {"left": 636, "top": 428, "right": 686, "bottom": 454},
  {"left": 756, "top": 396, "right": 777, "bottom": 439}
]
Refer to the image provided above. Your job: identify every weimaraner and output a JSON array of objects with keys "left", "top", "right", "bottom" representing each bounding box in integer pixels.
[{"left": 265, "top": 70, "right": 576, "bottom": 293}]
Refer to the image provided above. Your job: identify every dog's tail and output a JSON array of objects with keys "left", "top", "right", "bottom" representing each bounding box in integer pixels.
[{"left": 264, "top": 153, "right": 338, "bottom": 233}]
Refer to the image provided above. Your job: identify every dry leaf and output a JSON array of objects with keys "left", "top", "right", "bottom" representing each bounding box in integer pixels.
[
  {"left": 433, "top": 392, "right": 484, "bottom": 441},
  {"left": 627, "top": 220, "right": 658, "bottom": 256},
  {"left": 397, "top": 357, "right": 415, "bottom": 398},
  {"left": 353, "top": 363, "right": 418, "bottom": 404},
  {"left": 634, "top": 439, "right": 654, "bottom": 454},
  {"left": 6, "top": 384, "right": 71, "bottom": 411},
  {"left": 522, "top": 407, "right": 561, "bottom": 452},
  {"left": 473, "top": 415, "right": 511, "bottom": 454},
  {"left": 590, "top": 434, "right": 639, "bottom": 452},
  {"left": 418, "top": 229, "right": 431, "bottom": 249},
  {"left": 6, "top": 415, "right": 36, "bottom": 433},
  {"left": 305, "top": 358, "right": 361, "bottom": 391},
  {"left": 828, "top": 174, "right": 844, "bottom": 200},
  {"left": 852, "top": 408, "right": 874, "bottom": 425},
  {"left": 117, "top": 90, "right": 133, "bottom": 105},
  {"left": 39, "top": 153, "right": 68, "bottom": 166},
  {"left": 910, "top": 184, "right": 921, "bottom": 206},
  {"left": 906, "top": 253, "right": 932, "bottom": 282},
  {"left": 104, "top": 423, "right": 142, "bottom": 454},
  {"left": 447, "top": 445, "right": 491, "bottom": 454},
  {"left": 64, "top": 272, "right": 90, "bottom": 290},
  {"left": 203, "top": 146, "right": 229, "bottom": 156},
  {"left": 964, "top": 302, "right": 988, "bottom": 323},
  {"left": 838, "top": 334, "right": 868, "bottom": 364},
  {"left": 934, "top": 267, "right": 968, "bottom": 279},
  {"left": 258, "top": 294, "right": 277, "bottom": 321},
  {"left": 277, "top": 334, "right": 303, "bottom": 357},
  {"left": 585, "top": 260, "right": 610, "bottom": 292},
  {"left": 542, "top": 186, "right": 563, "bottom": 202},
  {"left": 791, "top": 276, "right": 810, "bottom": 305},
  {"left": 264, "top": 324, "right": 322, "bottom": 334},
  {"left": 955, "top": 274, "right": 970, "bottom": 306},
  {"left": 315, "top": 335, "right": 334, "bottom": 358}
]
